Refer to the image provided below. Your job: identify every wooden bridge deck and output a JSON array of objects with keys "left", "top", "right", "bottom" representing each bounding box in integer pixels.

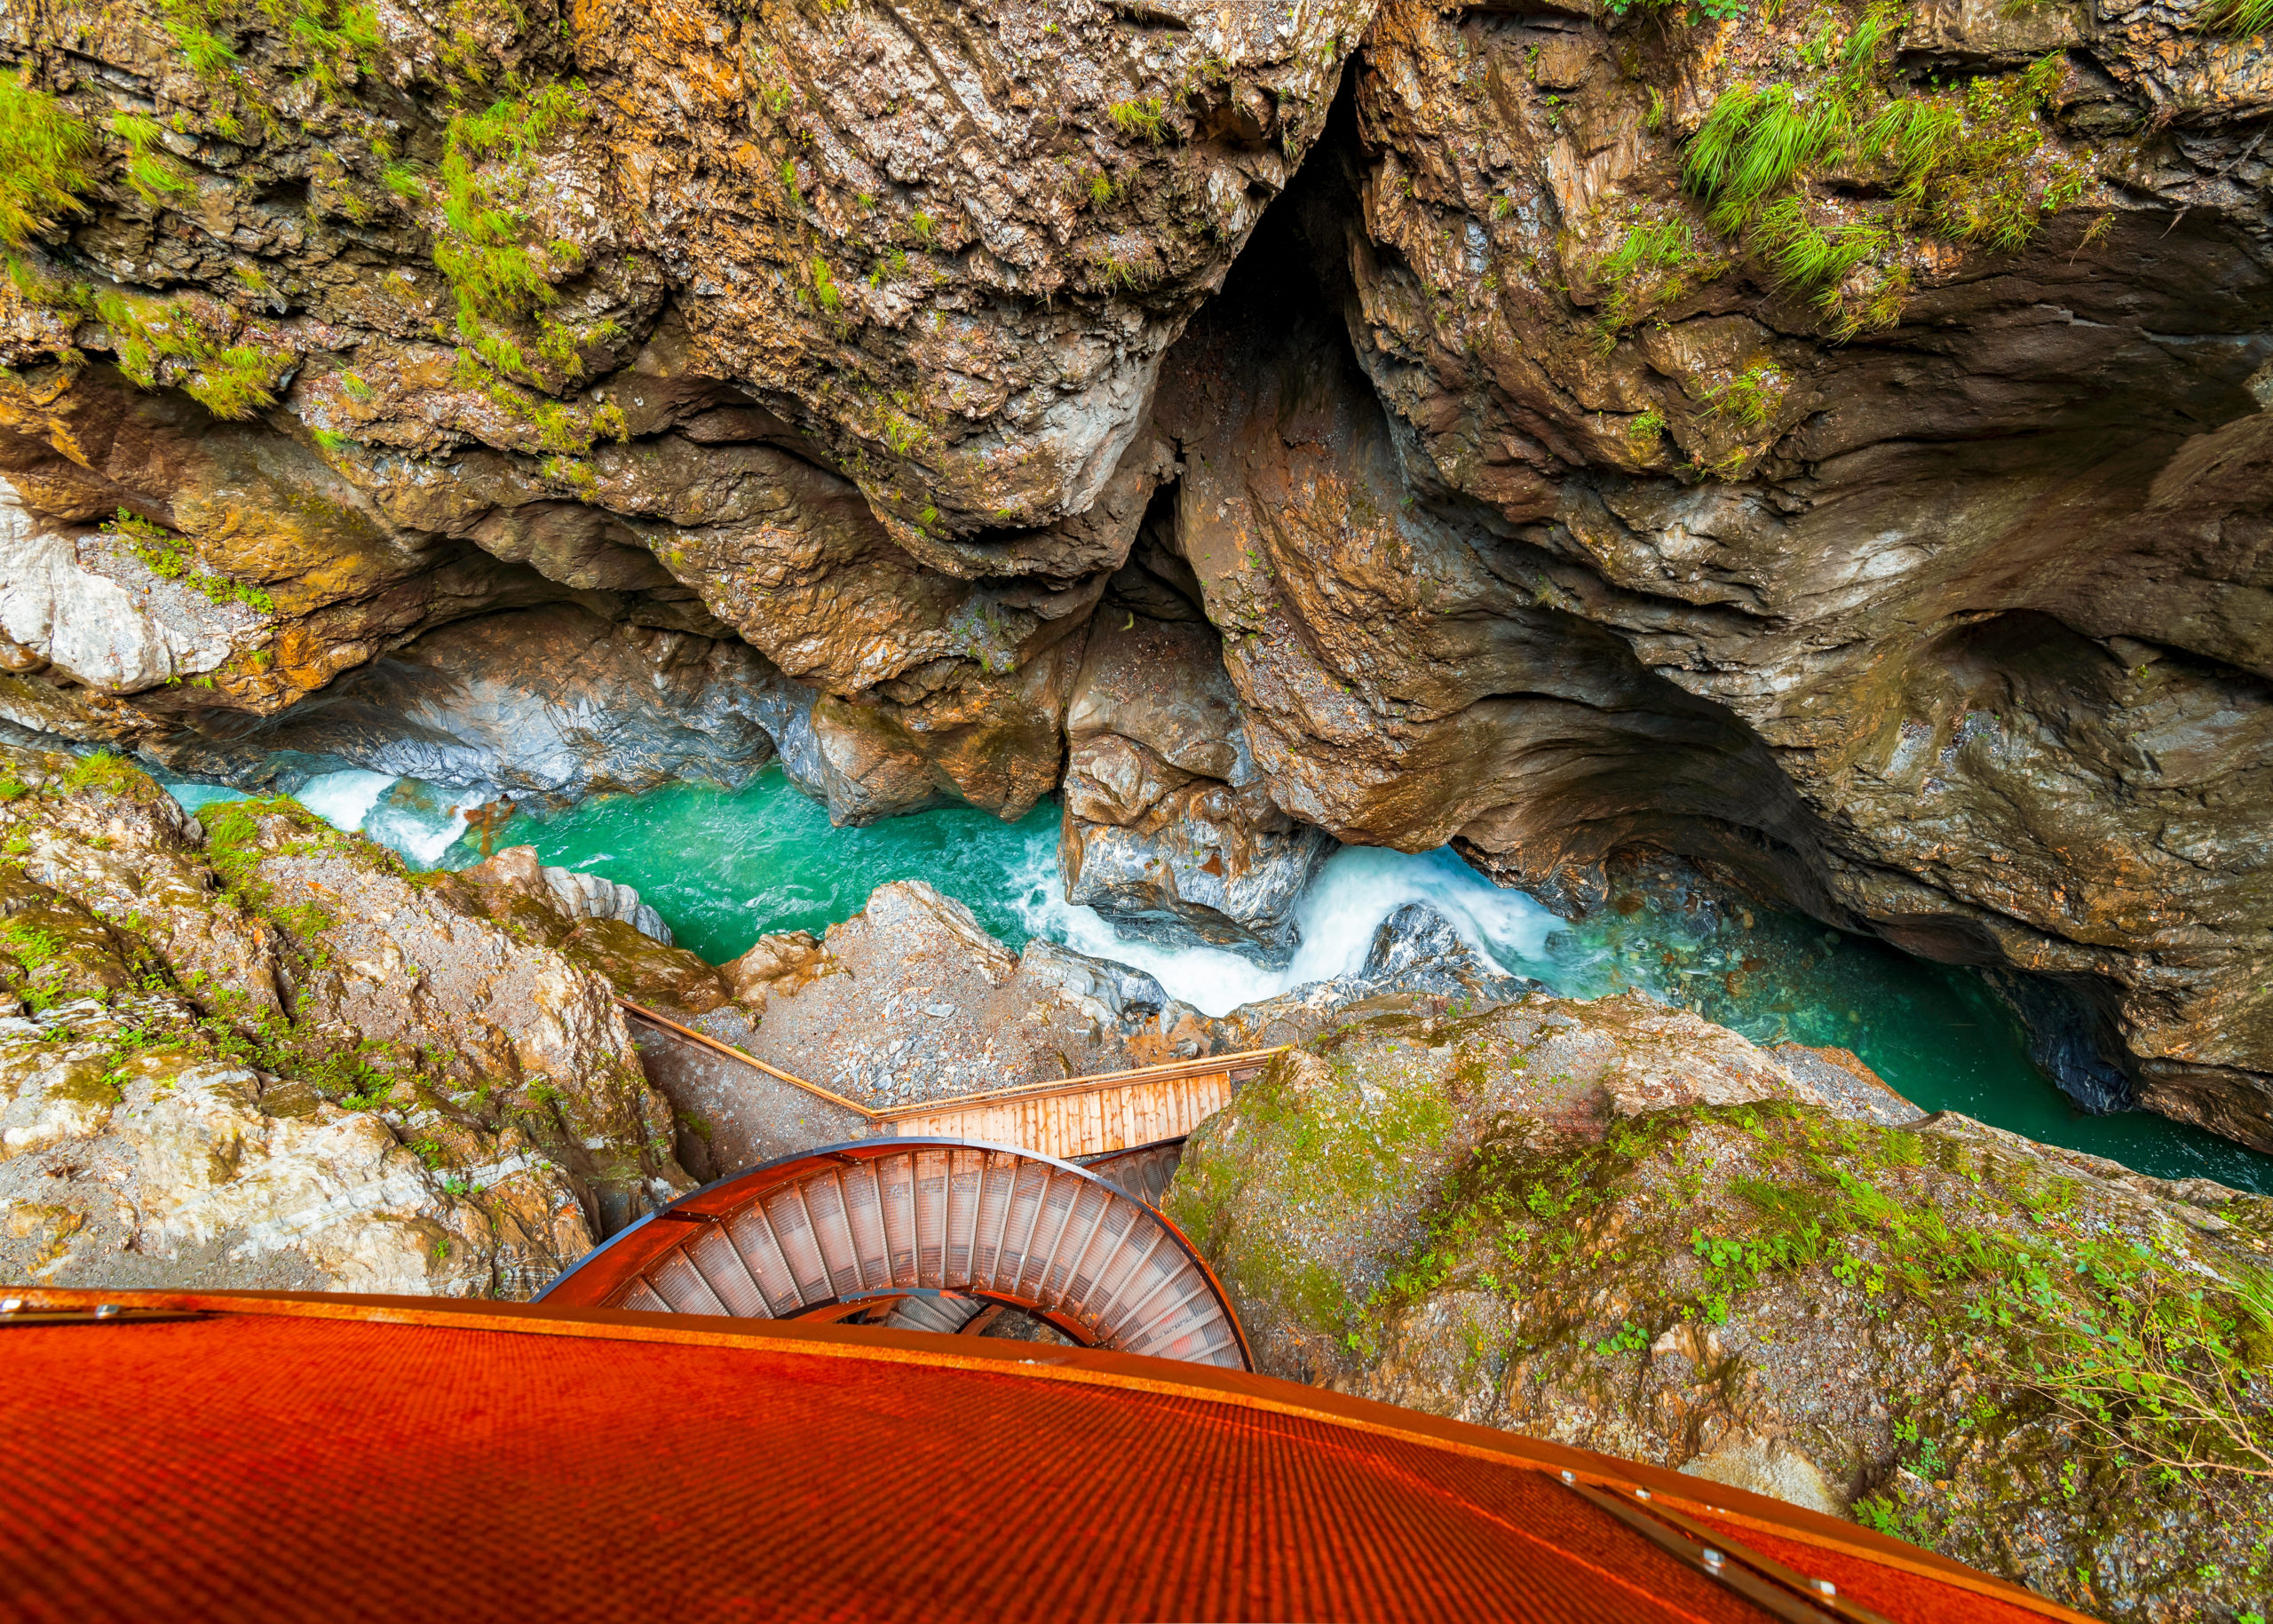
[{"left": 618, "top": 998, "right": 1279, "bottom": 1165}]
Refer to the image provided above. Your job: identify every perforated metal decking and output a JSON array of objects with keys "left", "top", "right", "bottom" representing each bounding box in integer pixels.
[
  {"left": 1, "top": 1289, "right": 2100, "bottom": 1623},
  {"left": 537, "top": 1138, "right": 1251, "bottom": 1368}
]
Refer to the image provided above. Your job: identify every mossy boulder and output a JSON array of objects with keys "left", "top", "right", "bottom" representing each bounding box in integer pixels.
[
  {"left": 1168, "top": 997, "right": 2273, "bottom": 1622},
  {"left": 0, "top": 741, "right": 692, "bottom": 1291}
]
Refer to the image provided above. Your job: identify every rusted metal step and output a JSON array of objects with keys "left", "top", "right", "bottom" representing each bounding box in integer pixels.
[{"left": 539, "top": 1139, "right": 1251, "bottom": 1369}]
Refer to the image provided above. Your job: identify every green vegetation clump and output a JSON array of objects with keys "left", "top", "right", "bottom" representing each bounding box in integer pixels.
[
  {"left": 104, "top": 509, "right": 278, "bottom": 614},
  {"left": 397, "top": 80, "right": 632, "bottom": 454},
  {"left": 1676, "top": 10, "right": 2092, "bottom": 334},
  {"left": 430, "top": 82, "right": 588, "bottom": 334},
  {"left": 110, "top": 112, "right": 196, "bottom": 208},
  {"left": 1707, "top": 360, "right": 1787, "bottom": 427},
  {"left": 1371, "top": 1102, "right": 2273, "bottom": 1487},
  {"left": 1591, "top": 218, "right": 1718, "bottom": 346},
  {"left": 160, "top": 0, "right": 379, "bottom": 97},
  {"left": 1108, "top": 96, "right": 1169, "bottom": 143},
  {"left": 58, "top": 750, "right": 149, "bottom": 797},
  {"left": 0, "top": 72, "right": 96, "bottom": 248},
  {"left": 1603, "top": 0, "right": 1750, "bottom": 21},
  {"left": 90, "top": 289, "right": 289, "bottom": 420}
]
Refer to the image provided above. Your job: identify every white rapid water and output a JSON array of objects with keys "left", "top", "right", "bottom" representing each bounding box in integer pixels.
[
  {"left": 162, "top": 770, "right": 469, "bottom": 869},
  {"left": 291, "top": 769, "right": 395, "bottom": 834},
  {"left": 1010, "top": 841, "right": 1565, "bottom": 1018}
]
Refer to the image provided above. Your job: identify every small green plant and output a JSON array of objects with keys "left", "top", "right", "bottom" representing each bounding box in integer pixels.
[
  {"left": 59, "top": 749, "right": 145, "bottom": 796},
  {"left": 111, "top": 112, "right": 196, "bottom": 207},
  {"left": 1708, "top": 360, "right": 1786, "bottom": 428},
  {"left": 166, "top": 16, "right": 240, "bottom": 75},
  {"left": 1595, "top": 1319, "right": 1650, "bottom": 1355},
  {"left": 1683, "top": 83, "right": 1847, "bottom": 235},
  {"left": 431, "top": 83, "right": 590, "bottom": 334},
  {"left": 104, "top": 509, "right": 277, "bottom": 612},
  {"left": 1108, "top": 96, "right": 1168, "bottom": 142},
  {"left": 0, "top": 71, "right": 97, "bottom": 248},
  {"left": 91, "top": 289, "right": 289, "bottom": 419},
  {"left": 1627, "top": 405, "right": 1667, "bottom": 454}
]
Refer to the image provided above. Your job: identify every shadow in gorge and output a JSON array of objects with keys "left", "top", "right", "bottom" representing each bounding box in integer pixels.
[
  {"left": 1146, "top": 89, "right": 1834, "bottom": 913},
  {"left": 1135, "top": 74, "right": 2237, "bottom": 1139}
]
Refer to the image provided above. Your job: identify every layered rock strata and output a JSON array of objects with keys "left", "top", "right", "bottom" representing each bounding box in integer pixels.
[
  {"left": 0, "top": 0, "right": 2268, "bottom": 1145},
  {"left": 0, "top": 746, "right": 691, "bottom": 1292}
]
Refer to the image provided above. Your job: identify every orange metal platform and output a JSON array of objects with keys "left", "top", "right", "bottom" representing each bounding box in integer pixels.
[{"left": 0, "top": 1287, "right": 2092, "bottom": 1624}]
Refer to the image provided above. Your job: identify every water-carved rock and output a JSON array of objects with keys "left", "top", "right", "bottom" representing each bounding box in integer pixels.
[{"left": 1059, "top": 561, "right": 1334, "bottom": 959}]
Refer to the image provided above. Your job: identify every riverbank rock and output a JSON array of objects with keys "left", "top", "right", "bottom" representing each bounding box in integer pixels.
[
  {"left": 1164, "top": 1002, "right": 2273, "bottom": 1622},
  {"left": 449, "top": 844, "right": 729, "bottom": 1017},
  {"left": 643, "top": 881, "right": 1217, "bottom": 1177},
  {"left": 1059, "top": 566, "right": 1334, "bottom": 961},
  {"left": 0, "top": 745, "right": 691, "bottom": 1293}
]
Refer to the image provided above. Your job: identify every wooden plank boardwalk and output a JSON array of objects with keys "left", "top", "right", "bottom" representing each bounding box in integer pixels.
[{"left": 616, "top": 997, "right": 1279, "bottom": 1164}]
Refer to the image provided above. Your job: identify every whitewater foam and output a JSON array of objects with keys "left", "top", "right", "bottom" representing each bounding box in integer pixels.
[
  {"left": 160, "top": 770, "right": 471, "bottom": 870},
  {"left": 1010, "top": 841, "right": 1563, "bottom": 1017},
  {"left": 294, "top": 769, "right": 395, "bottom": 835}
]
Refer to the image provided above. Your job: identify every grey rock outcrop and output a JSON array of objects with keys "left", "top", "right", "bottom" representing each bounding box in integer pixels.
[
  {"left": 1164, "top": 1001, "right": 2273, "bottom": 1623},
  {"left": 1059, "top": 560, "right": 1334, "bottom": 959},
  {"left": 536, "top": 865, "right": 670, "bottom": 947},
  {"left": 147, "top": 604, "right": 792, "bottom": 811},
  {"left": 0, "top": 744, "right": 690, "bottom": 1292}
]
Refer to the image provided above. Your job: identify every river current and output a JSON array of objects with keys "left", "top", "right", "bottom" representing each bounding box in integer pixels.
[{"left": 162, "top": 764, "right": 2273, "bottom": 1196}]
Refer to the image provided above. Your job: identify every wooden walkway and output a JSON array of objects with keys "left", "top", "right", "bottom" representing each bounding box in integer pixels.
[{"left": 616, "top": 998, "right": 1279, "bottom": 1164}]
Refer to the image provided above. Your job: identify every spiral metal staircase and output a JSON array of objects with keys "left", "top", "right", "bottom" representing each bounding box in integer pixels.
[{"left": 537, "top": 1139, "right": 1251, "bottom": 1369}]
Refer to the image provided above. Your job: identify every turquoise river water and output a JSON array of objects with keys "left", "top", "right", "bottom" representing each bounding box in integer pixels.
[{"left": 165, "top": 764, "right": 2273, "bottom": 1196}]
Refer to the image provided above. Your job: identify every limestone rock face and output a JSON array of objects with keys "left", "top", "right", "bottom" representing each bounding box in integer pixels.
[
  {"left": 1303, "top": 1, "right": 2273, "bottom": 1139},
  {"left": 2, "top": 0, "right": 2270, "bottom": 1150},
  {"left": 582, "top": 0, "right": 1371, "bottom": 553},
  {"left": 0, "top": 0, "right": 1374, "bottom": 818},
  {"left": 149, "top": 603, "right": 789, "bottom": 811},
  {"left": 0, "top": 745, "right": 691, "bottom": 1289},
  {"left": 1152, "top": 224, "right": 1806, "bottom": 915},
  {"left": 1059, "top": 567, "right": 1334, "bottom": 959},
  {"left": 1164, "top": 1005, "right": 2273, "bottom": 1622},
  {"left": 0, "top": 371, "right": 584, "bottom": 738}
]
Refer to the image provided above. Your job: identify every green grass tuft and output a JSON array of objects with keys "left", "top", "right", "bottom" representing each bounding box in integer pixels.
[{"left": 0, "top": 72, "right": 97, "bottom": 249}]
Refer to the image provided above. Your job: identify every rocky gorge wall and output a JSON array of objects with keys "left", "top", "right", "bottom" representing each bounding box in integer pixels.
[{"left": 0, "top": 0, "right": 2269, "bottom": 1153}]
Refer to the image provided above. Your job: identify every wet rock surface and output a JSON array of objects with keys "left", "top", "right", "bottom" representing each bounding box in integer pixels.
[
  {"left": 1164, "top": 1004, "right": 2273, "bottom": 1622},
  {"left": 451, "top": 844, "right": 727, "bottom": 1016},
  {"left": 0, "top": 746, "right": 689, "bottom": 1293},
  {"left": 149, "top": 604, "right": 791, "bottom": 812},
  {"left": 0, "top": 0, "right": 2268, "bottom": 1144},
  {"left": 1060, "top": 564, "right": 1335, "bottom": 960},
  {"left": 1314, "top": 1, "right": 2273, "bottom": 1139}
]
